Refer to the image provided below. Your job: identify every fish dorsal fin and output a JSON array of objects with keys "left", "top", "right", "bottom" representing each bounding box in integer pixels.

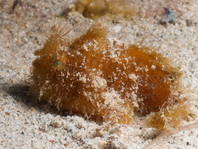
[{"left": 69, "top": 23, "right": 107, "bottom": 50}]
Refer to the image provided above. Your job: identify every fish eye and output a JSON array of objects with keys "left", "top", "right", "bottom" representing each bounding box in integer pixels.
[{"left": 55, "top": 61, "right": 62, "bottom": 66}]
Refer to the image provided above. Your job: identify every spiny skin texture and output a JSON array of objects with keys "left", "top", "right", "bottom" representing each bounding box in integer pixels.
[
  {"left": 145, "top": 102, "right": 190, "bottom": 130},
  {"left": 72, "top": 0, "right": 135, "bottom": 19},
  {"left": 32, "top": 23, "right": 181, "bottom": 125}
]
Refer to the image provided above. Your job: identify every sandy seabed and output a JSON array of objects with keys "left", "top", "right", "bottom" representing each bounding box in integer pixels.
[{"left": 0, "top": 0, "right": 198, "bottom": 148}]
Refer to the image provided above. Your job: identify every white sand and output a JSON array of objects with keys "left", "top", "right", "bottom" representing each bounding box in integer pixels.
[{"left": 0, "top": 0, "right": 198, "bottom": 148}]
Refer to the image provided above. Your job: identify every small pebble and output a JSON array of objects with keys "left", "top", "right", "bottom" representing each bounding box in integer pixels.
[
  {"left": 159, "top": 8, "right": 176, "bottom": 25},
  {"left": 186, "top": 20, "right": 193, "bottom": 27}
]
